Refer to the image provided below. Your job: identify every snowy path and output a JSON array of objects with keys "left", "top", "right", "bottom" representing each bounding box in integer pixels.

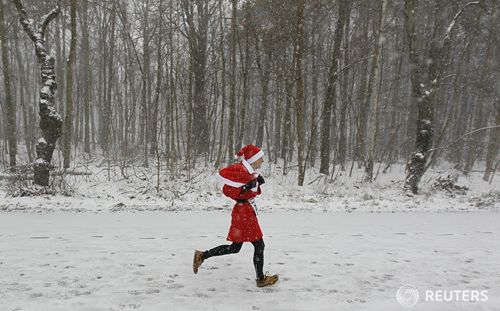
[{"left": 0, "top": 212, "right": 499, "bottom": 311}]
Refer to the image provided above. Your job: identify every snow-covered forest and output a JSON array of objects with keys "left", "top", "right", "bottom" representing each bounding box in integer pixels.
[
  {"left": 0, "top": 0, "right": 499, "bottom": 310},
  {"left": 0, "top": 0, "right": 498, "bottom": 189}
]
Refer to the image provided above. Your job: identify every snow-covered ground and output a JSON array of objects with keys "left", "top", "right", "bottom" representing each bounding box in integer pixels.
[
  {"left": 0, "top": 158, "right": 498, "bottom": 309},
  {"left": 1, "top": 161, "right": 498, "bottom": 213},
  {"left": 0, "top": 212, "right": 498, "bottom": 311}
]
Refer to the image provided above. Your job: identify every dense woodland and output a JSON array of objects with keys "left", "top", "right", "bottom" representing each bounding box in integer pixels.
[{"left": 0, "top": 0, "right": 498, "bottom": 193}]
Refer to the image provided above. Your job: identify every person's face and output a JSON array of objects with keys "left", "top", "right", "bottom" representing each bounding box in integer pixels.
[{"left": 251, "top": 157, "right": 264, "bottom": 170}]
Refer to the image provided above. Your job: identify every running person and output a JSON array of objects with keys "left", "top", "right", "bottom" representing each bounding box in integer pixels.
[{"left": 193, "top": 145, "right": 278, "bottom": 287}]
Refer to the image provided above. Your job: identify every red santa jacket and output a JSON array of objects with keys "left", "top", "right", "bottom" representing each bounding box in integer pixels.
[
  {"left": 219, "top": 160, "right": 263, "bottom": 242},
  {"left": 218, "top": 160, "right": 261, "bottom": 201}
]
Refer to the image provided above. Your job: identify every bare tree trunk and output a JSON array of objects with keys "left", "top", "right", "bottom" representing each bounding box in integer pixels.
[
  {"left": 63, "top": 0, "right": 77, "bottom": 168},
  {"left": 308, "top": 31, "right": 319, "bottom": 168},
  {"left": 319, "top": 0, "right": 347, "bottom": 175},
  {"left": 403, "top": 0, "right": 432, "bottom": 194},
  {"left": 365, "top": 0, "right": 387, "bottom": 182},
  {"left": 14, "top": 0, "right": 63, "bottom": 186},
  {"left": 227, "top": 0, "right": 237, "bottom": 158},
  {"left": 484, "top": 101, "right": 500, "bottom": 181},
  {"left": 294, "top": 0, "right": 306, "bottom": 185},
  {"left": 0, "top": 0, "right": 16, "bottom": 167},
  {"left": 253, "top": 29, "right": 271, "bottom": 148},
  {"left": 54, "top": 3, "right": 65, "bottom": 116},
  {"left": 182, "top": 0, "right": 211, "bottom": 157},
  {"left": 353, "top": 9, "right": 370, "bottom": 165},
  {"left": 81, "top": 0, "right": 91, "bottom": 154},
  {"left": 214, "top": 0, "right": 227, "bottom": 167},
  {"left": 12, "top": 24, "right": 33, "bottom": 162},
  {"left": 236, "top": 6, "right": 250, "bottom": 150},
  {"left": 141, "top": 0, "right": 150, "bottom": 166},
  {"left": 151, "top": 0, "right": 163, "bottom": 159},
  {"left": 102, "top": 1, "right": 116, "bottom": 154},
  {"left": 337, "top": 1, "right": 353, "bottom": 171},
  {"left": 403, "top": 0, "right": 479, "bottom": 193},
  {"left": 463, "top": 17, "right": 495, "bottom": 175},
  {"left": 281, "top": 68, "right": 292, "bottom": 166},
  {"left": 274, "top": 61, "right": 283, "bottom": 162},
  {"left": 482, "top": 11, "right": 500, "bottom": 181}
]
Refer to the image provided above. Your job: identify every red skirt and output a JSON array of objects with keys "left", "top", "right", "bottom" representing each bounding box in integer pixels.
[{"left": 226, "top": 202, "right": 263, "bottom": 242}]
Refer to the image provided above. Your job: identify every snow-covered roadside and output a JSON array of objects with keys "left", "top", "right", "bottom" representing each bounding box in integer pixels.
[
  {"left": 0, "top": 212, "right": 498, "bottom": 311},
  {"left": 1, "top": 163, "right": 498, "bottom": 213}
]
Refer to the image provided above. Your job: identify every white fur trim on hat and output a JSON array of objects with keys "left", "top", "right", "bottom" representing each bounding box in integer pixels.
[
  {"left": 242, "top": 159, "right": 255, "bottom": 174},
  {"left": 247, "top": 150, "right": 264, "bottom": 164}
]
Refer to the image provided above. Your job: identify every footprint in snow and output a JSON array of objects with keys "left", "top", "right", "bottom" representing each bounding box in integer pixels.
[
  {"left": 128, "top": 288, "right": 161, "bottom": 295},
  {"left": 29, "top": 293, "right": 43, "bottom": 298},
  {"left": 383, "top": 274, "right": 394, "bottom": 281},
  {"left": 68, "top": 289, "right": 91, "bottom": 296},
  {"left": 118, "top": 303, "right": 141, "bottom": 310},
  {"left": 347, "top": 298, "right": 367, "bottom": 304},
  {"left": 146, "top": 288, "right": 160, "bottom": 294},
  {"left": 166, "top": 283, "right": 184, "bottom": 289}
]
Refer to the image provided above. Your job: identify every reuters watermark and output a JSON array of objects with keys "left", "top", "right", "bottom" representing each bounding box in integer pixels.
[{"left": 396, "top": 284, "right": 488, "bottom": 307}]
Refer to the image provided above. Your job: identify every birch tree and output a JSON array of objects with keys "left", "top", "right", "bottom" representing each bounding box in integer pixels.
[
  {"left": 365, "top": 0, "right": 387, "bottom": 182},
  {"left": 13, "top": 0, "right": 63, "bottom": 186},
  {"left": 63, "top": 0, "right": 77, "bottom": 168}
]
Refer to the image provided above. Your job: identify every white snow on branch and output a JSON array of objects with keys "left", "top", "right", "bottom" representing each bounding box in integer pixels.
[
  {"left": 414, "top": 152, "right": 424, "bottom": 160},
  {"left": 35, "top": 42, "right": 45, "bottom": 51},
  {"left": 34, "top": 158, "right": 47, "bottom": 164},
  {"left": 445, "top": 2, "right": 480, "bottom": 40},
  {"left": 47, "top": 106, "right": 62, "bottom": 122},
  {"left": 37, "top": 138, "right": 47, "bottom": 145},
  {"left": 41, "top": 86, "right": 51, "bottom": 97}
]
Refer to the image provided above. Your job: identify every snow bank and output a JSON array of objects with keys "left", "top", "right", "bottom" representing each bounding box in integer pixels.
[{"left": 1, "top": 157, "right": 498, "bottom": 213}]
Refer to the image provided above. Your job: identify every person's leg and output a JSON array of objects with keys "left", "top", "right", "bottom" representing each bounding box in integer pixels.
[
  {"left": 202, "top": 242, "right": 243, "bottom": 260},
  {"left": 251, "top": 239, "right": 265, "bottom": 280}
]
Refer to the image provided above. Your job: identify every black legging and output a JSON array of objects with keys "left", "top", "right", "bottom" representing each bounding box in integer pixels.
[{"left": 202, "top": 239, "right": 265, "bottom": 280}]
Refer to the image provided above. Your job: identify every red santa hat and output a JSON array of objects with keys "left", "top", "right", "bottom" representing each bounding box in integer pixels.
[{"left": 236, "top": 145, "right": 264, "bottom": 164}]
